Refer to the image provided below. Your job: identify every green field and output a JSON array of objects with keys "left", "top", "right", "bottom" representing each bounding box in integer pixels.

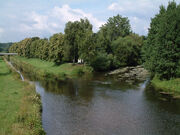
[
  {"left": 151, "top": 76, "right": 180, "bottom": 98},
  {"left": 0, "top": 57, "right": 44, "bottom": 135},
  {"left": 11, "top": 56, "right": 93, "bottom": 80}
]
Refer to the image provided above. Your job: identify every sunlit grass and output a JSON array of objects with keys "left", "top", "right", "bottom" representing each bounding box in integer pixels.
[
  {"left": 0, "top": 57, "right": 44, "bottom": 134},
  {"left": 151, "top": 75, "right": 180, "bottom": 98},
  {"left": 11, "top": 56, "right": 93, "bottom": 79}
]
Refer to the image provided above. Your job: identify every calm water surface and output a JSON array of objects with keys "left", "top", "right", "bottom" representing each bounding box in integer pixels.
[{"left": 25, "top": 73, "right": 180, "bottom": 135}]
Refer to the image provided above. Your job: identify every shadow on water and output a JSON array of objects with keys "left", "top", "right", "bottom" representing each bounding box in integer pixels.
[
  {"left": 9, "top": 63, "right": 180, "bottom": 135},
  {"left": 24, "top": 71, "right": 146, "bottom": 102},
  {"left": 144, "top": 83, "right": 180, "bottom": 114},
  {"left": 39, "top": 79, "right": 94, "bottom": 102}
]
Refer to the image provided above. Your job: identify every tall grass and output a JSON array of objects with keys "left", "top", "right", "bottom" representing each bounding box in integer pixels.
[
  {"left": 151, "top": 75, "right": 180, "bottom": 98},
  {"left": 0, "top": 57, "right": 45, "bottom": 135}
]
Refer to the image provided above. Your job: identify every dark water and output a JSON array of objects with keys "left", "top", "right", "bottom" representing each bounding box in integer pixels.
[{"left": 23, "top": 73, "right": 180, "bottom": 135}]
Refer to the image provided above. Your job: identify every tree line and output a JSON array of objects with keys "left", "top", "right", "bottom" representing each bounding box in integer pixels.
[
  {"left": 9, "top": 1, "right": 180, "bottom": 80},
  {"left": 9, "top": 14, "right": 143, "bottom": 71},
  {"left": 0, "top": 43, "right": 13, "bottom": 52},
  {"left": 142, "top": 1, "right": 180, "bottom": 80}
]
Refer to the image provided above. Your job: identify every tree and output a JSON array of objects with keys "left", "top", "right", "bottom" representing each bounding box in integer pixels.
[
  {"left": 89, "top": 52, "right": 111, "bottom": 71},
  {"left": 29, "top": 37, "right": 40, "bottom": 58},
  {"left": 49, "top": 33, "right": 64, "bottom": 64},
  {"left": 40, "top": 39, "right": 49, "bottom": 60},
  {"left": 64, "top": 18, "right": 93, "bottom": 63},
  {"left": 112, "top": 34, "right": 143, "bottom": 67},
  {"left": 9, "top": 14, "right": 144, "bottom": 72},
  {"left": 97, "top": 14, "right": 131, "bottom": 54},
  {"left": 143, "top": 1, "right": 180, "bottom": 79}
]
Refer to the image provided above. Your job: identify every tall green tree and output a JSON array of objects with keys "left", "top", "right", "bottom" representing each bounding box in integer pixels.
[
  {"left": 97, "top": 14, "right": 131, "bottom": 53},
  {"left": 64, "top": 18, "right": 93, "bottom": 63},
  {"left": 143, "top": 1, "right": 180, "bottom": 79},
  {"left": 49, "top": 33, "right": 65, "bottom": 64},
  {"left": 112, "top": 34, "right": 143, "bottom": 66}
]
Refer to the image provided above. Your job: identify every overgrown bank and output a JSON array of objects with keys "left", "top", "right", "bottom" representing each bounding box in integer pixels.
[
  {"left": 10, "top": 56, "right": 93, "bottom": 81},
  {"left": 0, "top": 57, "right": 45, "bottom": 135},
  {"left": 142, "top": 1, "right": 180, "bottom": 97},
  {"left": 151, "top": 76, "right": 180, "bottom": 98}
]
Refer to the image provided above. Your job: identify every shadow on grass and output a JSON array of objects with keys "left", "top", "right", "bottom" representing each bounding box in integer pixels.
[{"left": 0, "top": 71, "right": 11, "bottom": 76}]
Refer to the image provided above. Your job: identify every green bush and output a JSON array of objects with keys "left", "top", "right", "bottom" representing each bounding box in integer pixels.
[
  {"left": 90, "top": 52, "right": 111, "bottom": 71},
  {"left": 112, "top": 34, "right": 143, "bottom": 67}
]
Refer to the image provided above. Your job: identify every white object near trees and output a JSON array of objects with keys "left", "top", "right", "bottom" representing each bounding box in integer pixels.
[{"left": 78, "top": 59, "right": 83, "bottom": 64}]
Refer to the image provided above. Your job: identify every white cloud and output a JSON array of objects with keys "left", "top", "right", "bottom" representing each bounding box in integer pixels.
[
  {"left": 51, "top": 4, "right": 105, "bottom": 31},
  {"left": 30, "top": 12, "right": 48, "bottom": 30},
  {"left": 19, "top": 12, "right": 57, "bottom": 34},
  {"left": 107, "top": 0, "right": 161, "bottom": 35},
  {"left": 108, "top": 3, "right": 124, "bottom": 11},
  {"left": 108, "top": 1, "right": 156, "bottom": 16},
  {"left": 18, "top": 4, "right": 104, "bottom": 37}
]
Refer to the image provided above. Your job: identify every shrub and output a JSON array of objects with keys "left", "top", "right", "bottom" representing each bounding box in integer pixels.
[{"left": 90, "top": 52, "right": 111, "bottom": 71}]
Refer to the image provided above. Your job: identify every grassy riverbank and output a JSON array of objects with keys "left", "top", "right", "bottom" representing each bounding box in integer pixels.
[
  {"left": 151, "top": 76, "right": 180, "bottom": 98},
  {"left": 10, "top": 56, "right": 93, "bottom": 80},
  {"left": 0, "top": 57, "right": 45, "bottom": 135}
]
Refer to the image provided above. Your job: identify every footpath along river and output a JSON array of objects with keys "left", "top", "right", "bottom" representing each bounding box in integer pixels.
[{"left": 10, "top": 62, "right": 180, "bottom": 135}]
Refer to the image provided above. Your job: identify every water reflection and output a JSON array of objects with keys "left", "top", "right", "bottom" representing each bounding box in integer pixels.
[
  {"left": 39, "top": 79, "right": 94, "bottom": 102},
  {"left": 19, "top": 71, "right": 180, "bottom": 135},
  {"left": 144, "top": 84, "right": 180, "bottom": 114}
]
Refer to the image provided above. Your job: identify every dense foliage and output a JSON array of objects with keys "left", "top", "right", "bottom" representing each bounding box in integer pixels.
[
  {"left": 112, "top": 34, "right": 143, "bottom": 67},
  {"left": 9, "top": 14, "right": 143, "bottom": 71},
  {"left": 143, "top": 1, "right": 180, "bottom": 79},
  {"left": 97, "top": 15, "right": 131, "bottom": 54}
]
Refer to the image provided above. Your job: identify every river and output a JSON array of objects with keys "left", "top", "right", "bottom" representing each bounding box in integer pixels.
[{"left": 12, "top": 64, "right": 180, "bottom": 135}]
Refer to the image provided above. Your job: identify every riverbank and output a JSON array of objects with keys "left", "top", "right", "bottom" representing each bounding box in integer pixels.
[
  {"left": 10, "top": 56, "right": 93, "bottom": 81},
  {"left": 151, "top": 76, "right": 180, "bottom": 98},
  {"left": 0, "top": 57, "right": 45, "bottom": 134}
]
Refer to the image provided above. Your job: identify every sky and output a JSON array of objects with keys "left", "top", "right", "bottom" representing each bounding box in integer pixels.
[{"left": 0, "top": 0, "right": 180, "bottom": 42}]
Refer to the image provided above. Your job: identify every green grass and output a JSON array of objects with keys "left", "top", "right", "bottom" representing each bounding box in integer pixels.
[
  {"left": 11, "top": 56, "right": 93, "bottom": 80},
  {"left": 0, "top": 57, "right": 44, "bottom": 135},
  {"left": 151, "top": 75, "right": 180, "bottom": 98}
]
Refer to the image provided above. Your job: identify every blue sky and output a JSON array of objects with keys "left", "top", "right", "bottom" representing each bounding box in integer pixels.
[{"left": 0, "top": 0, "right": 180, "bottom": 42}]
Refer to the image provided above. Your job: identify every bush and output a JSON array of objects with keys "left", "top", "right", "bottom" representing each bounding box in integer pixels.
[
  {"left": 90, "top": 52, "right": 111, "bottom": 71},
  {"left": 107, "top": 54, "right": 120, "bottom": 69},
  {"left": 112, "top": 34, "right": 143, "bottom": 67}
]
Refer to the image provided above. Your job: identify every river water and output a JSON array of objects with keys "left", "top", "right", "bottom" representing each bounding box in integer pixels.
[{"left": 12, "top": 65, "right": 180, "bottom": 135}]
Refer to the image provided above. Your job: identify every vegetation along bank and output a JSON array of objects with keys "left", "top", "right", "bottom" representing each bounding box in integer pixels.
[
  {"left": 10, "top": 56, "right": 93, "bottom": 81},
  {"left": 142, "top": 1, "right": 180, "bottom": 97},
  {"left": 0, "top": 57, "right": 45, "bottom": 135},
  {"left": 9, "top": 1, "right": 180, "bottom": 97}
]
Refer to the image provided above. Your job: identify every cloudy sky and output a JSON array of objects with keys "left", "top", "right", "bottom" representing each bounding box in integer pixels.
[{"left": 0, "top": 0, "right": 180, "bottom": 42}]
